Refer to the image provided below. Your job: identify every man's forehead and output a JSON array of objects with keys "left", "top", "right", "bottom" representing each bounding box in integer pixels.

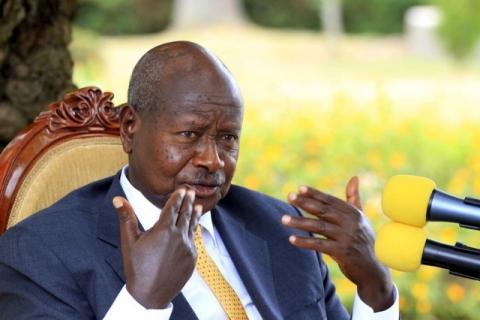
[
  {"left": 182, "top": 92, "right": 242, "bottom": 106},
  {"left": 161, "top": 96, "right": 243, "bottom": 117}
]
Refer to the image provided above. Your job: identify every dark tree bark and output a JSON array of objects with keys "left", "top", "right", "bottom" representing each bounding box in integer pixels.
[{"left": 0, "top": 0, "right": 76, "bottom": 148}]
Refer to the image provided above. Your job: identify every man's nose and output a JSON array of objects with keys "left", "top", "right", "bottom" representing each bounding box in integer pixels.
[{"left": 192, "top": 138, "right": 225, "bottom": 172}]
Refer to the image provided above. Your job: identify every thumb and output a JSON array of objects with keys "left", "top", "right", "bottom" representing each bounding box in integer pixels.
[
  {"left": 113, "top": 196, "right": 140, "bottom": 247},
  {"left": 346, "top": 176, "right": 362, "bottom": 210}
]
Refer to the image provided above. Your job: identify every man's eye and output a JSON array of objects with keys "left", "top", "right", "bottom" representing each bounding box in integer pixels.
[
  {"left": 222, "top": 134, "right": 238, "bottom": 142},
  {"left": 179, "top": 131, "right": 198, "bottom": 138}
]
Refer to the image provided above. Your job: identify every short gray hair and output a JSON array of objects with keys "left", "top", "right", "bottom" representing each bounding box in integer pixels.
[{"left": 127, "top": 47, "right": 167, "bottom": 113}]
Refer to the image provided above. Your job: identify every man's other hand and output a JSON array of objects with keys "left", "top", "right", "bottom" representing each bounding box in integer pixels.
[
  {"left": 282, "top": 177, "right": 394, "bottom": 312},
  {"left": 112, "top": 189, "right": 202, "bottom": 309}
]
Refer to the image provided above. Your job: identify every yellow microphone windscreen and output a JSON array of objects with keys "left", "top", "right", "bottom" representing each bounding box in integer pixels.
[
  {"left": 375, "top": 222, "right": 427, "bottom": 272},
  {"left": 382, "top": 175, "right": 436, "bottom": 227}
]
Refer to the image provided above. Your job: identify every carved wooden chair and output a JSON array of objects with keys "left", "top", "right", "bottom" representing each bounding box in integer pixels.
[{"left": 0, "top": 87, "right": 128, "bottom": 235}]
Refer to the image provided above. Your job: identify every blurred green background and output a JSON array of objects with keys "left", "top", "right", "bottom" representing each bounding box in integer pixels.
[{"left": 71, "top": 0, "right": 480, "bottom": 319}]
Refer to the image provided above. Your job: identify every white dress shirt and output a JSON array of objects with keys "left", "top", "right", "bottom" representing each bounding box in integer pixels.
[{"left": 104, "top": 167, "right": 399, "bottom": 319}]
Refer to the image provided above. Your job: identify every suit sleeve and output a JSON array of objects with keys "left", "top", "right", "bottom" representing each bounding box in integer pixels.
[
  {"left": 290, "top": 205, "right": 350, "bottom": 319},
  {"left": 315, "top": 250, "right": 351, "bottom": 319},
  {"left": 0, "top": 226, "right": 93, "bottom": 319}
]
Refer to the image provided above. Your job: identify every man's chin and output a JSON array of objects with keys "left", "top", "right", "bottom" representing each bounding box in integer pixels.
[{"left": 194, "top": 196, "right": 221, "bottom": 214}]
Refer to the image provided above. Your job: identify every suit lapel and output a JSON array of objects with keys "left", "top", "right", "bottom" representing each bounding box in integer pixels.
[
  {"left": 95, "top": 173, "right": 197, "bottom": 319},
  {"left": 171, "top": 294, "right": 198, "bottom": 320},
  {"left": 96, "top": 173, "right": 125, "bottom": 282},
  {"left": 213, "top": 205, "right": 282, "bottom": 319}
]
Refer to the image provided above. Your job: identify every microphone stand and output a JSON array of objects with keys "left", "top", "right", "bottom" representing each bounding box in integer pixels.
[{"left": 422, "top": 240, "right": 480, "bottom": 281}]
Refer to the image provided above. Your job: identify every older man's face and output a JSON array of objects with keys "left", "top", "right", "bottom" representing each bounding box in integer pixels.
[{"left": 122, "top": 58, "right": 243, "bottom": 212}]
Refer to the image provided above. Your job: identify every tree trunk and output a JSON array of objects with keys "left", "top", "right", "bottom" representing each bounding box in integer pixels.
[
  {"left": 0, "top": 0, "right": 76, "bottom": 148},
  {"left": 171, "top": 0, "right": 246, "bottom": 28},
  {"left": 319, "top": 0, "right": 343, "bottom": 37}
]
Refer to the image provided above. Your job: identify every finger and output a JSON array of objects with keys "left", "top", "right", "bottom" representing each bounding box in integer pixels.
[
  {"left": 156, "top": 188, "right": 186, "bottom": 227},
  {"left": 176, "top": 190, "right": 195, "bottom": 232},
  {"left": 113, "top": 196, "right": 140, "bottom": 248},
  {"left": 296, "top": 186, "right": 358, "bottom": 215},
  {"left": 298, "top": 185, "right": 344, "bottom": 206},
  {"left": 346, "top": 176, "right": 362, "bottom": 210},
  {"left": 189, "top": 204, "right": 203, "bottom": 240},
  {"left": 288, "top": 192, "right": 326, "bottom": 215},
  {"left": 288, "top": 193, "right": 342, "bottom": 223},
  {"left": 281, "top": 215, "right": 341, "bottom": 240},
  {"left": 288, "top": 234, "right": 335, "bottom": 255}
]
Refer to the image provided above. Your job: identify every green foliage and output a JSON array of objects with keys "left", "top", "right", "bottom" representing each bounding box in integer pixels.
[
  {"left": 342, "top": 0, "right": 425, "bottom": 34},
  {"left": 244, "top": 0, "right": 425, "bottom": 34},
  {"left": 74, "top": 0, "right": 173, "bottom": 35},
  {"left": 243, "top": 0, "right": 320, "bottom": 30},
  {"left": 74, "top": 0, "right": 426, "bottom": 35},
  {"left": 433, "top": 0, "right": 480, "bottom": 60}
]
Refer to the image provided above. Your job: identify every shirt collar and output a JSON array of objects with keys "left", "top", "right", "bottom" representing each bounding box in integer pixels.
[{"left": 119, "top": 166, "right": 216, "bottom": 241}]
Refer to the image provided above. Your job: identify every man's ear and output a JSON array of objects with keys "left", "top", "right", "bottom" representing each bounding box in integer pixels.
[{"left": 119, "top": 104, "right": 140, "bottom": 154}]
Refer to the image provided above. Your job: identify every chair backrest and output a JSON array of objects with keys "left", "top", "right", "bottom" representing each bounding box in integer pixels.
[{"left": 0, "top": 87, "right": 128, "bottom": 235}]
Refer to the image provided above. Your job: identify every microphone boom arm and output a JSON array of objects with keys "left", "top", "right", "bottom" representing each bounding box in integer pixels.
[
  {"left": 427, "top": 190, "right": 480, "bottom": 230},
  {"left": 423, "top": 239, "right": 480, "bottom": 281}
]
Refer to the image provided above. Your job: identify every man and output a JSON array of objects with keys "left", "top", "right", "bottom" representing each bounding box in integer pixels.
[{"left": 0, "top": 41, "right": 398, "bottom": 319}]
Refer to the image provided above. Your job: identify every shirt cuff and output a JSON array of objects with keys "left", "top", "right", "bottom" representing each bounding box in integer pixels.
[
  {"left": 103, "top": 285, "right": 173, "bottom": 320},
  {"left": 351, "top": 283, "right": 399, "bottom": 320}
]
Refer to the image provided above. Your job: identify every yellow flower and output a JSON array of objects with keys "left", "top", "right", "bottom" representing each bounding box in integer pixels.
[
  {"left": 244, "top": 175, "right": 260, "bottom": 190},
  {"left": 388, "top": 152, "right": 406, "bottom": 169},
  {"left": 446, "top": 283, "right": 465, "bottom": 302},
  {"left": 305, "top": 160, "right": 321, "bottom": 174},
  {"left": 412, "top": 283, "right": 428, "bottom": 300},
  {"left": 281, "top": 181, "right": 298, "bottom": 198},
  {"left": 367, "top": 149, "right": 382, "bottom": 168},
  {"left": 323, "top": 255, "right": 335, "bottom": 266},
  {"left": 363, "top": 198, "right": 380, "bottom": 219},
  {"left": 469, "top": 155, "right": 480, "bottom": 173},
  {"left": 304, "top": 139, "right": 321, "bottom": 156},
  {"left": 317, "top": 176, "right": 335, "bottom": 190},
  {"left": 416, "top": 300, "right": 432, "bottom": 314},
  {"left": 439, "top": 227, "right": 457, "bottom": 244},
  {"left": 472, "top": 285, "right": 480, "bottom": 300},
  {"left": 399, "top": 296, "right": 407, "bottom": 311},
  {"left": 262, "top": 144, "right": 282, "bottom": 163},
  {"left": 447, "top": 169, "right": 470, "bottom": 195},
  {"left": 473, "top": 172, "right": 480, "bottom": 195},
  {"left": 417, "top": 266, "right": 439, "bottom": 282},
  {"left": 336, "top": 278, "right": 355, "bottom": 295}
]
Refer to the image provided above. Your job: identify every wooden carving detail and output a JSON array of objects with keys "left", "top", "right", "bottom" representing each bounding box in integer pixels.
[
  {"left": 35, "top": 87, "right": 120, "bottom": 133},
  {"left": 0, "top": 86, "right": 123, "bottom": 234}
]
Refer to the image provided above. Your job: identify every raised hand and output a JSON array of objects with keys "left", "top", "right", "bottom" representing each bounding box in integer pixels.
[
  {"left": 281, "top": 176, "right": 394, "bottom": 311},
  {"left": 112, "top": 189, "right": 202, "bottom": 309}
]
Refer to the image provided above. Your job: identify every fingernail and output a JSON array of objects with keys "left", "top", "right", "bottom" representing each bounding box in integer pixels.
[
  {"left": 288, "top": 192, "right": 297, "bottom": 201},
  {"left": 281, "top": 215, "right": 291, "bottom": 224},
  {"left": 289, "top": 235, "right": 296, "bottom": 243},
  {"left": 179, "top": 188, "right": 186, "bottom": 197},
  {"left": 112, "top": 197, "right": 123, "bottom": 209},
  {"left": 187, "top": 189, "right": 195, "bottom": 198},
  {"left": 299, "top": 186, "right": 308, "bottom": 194}
]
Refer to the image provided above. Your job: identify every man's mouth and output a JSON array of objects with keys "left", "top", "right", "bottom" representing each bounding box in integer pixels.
[{"left": 184, "top": 183, "right": 220, "bottom": 198}]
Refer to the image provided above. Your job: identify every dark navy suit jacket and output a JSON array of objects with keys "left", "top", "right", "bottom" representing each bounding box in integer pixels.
[{"left": 0, "top": 173, "right": 349, "bottom": 319}]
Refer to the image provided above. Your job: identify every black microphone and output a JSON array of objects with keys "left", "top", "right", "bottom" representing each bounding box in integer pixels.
[
  {"left": 375, "top": 222, "right": 480, "bottom": 280},
  {"left": 382, "top": 175, "right": 480, "bottom": 229}
]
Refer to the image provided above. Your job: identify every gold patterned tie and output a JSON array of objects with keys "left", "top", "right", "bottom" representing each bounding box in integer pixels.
[{"left": 194, "top": 226, "right": 248, "bottom": 320}]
